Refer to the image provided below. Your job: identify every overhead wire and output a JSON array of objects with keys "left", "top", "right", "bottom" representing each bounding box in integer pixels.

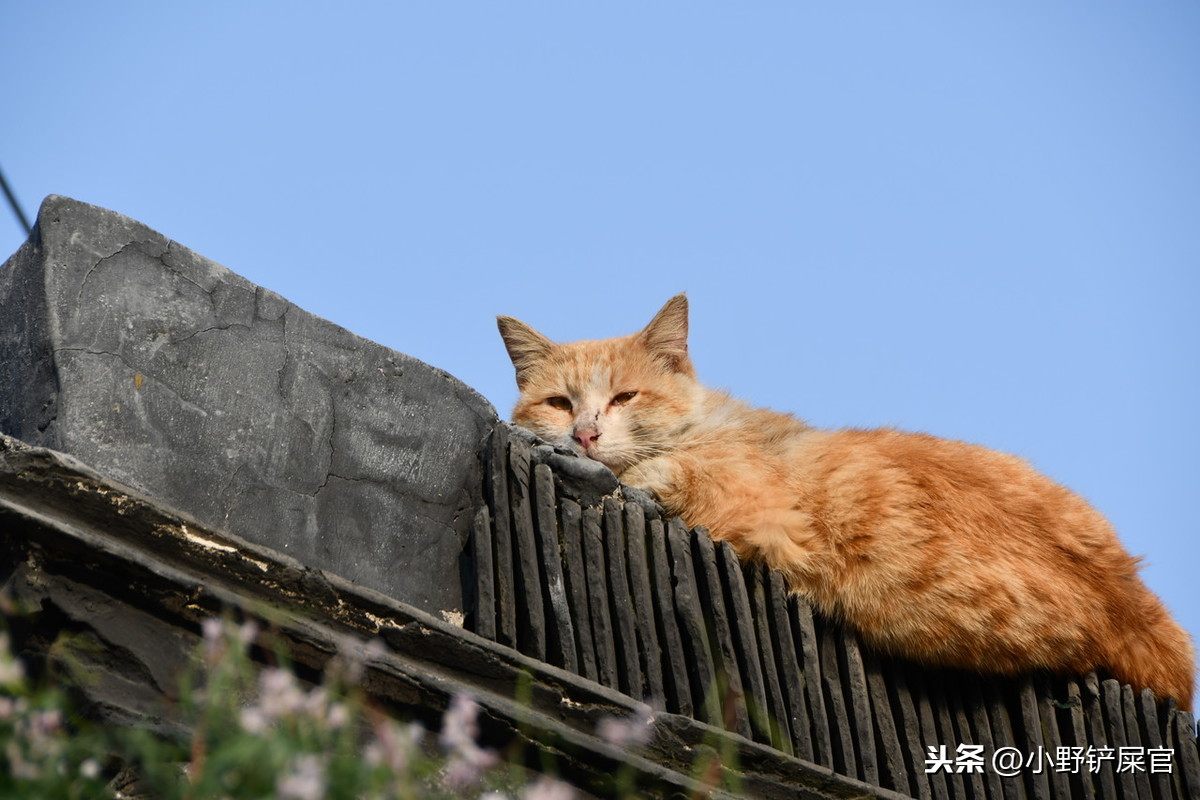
[{"left": 0, "top": 165, "right": 32, "bottom": 236}]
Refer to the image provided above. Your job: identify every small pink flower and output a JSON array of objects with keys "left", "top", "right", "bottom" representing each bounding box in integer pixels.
[
  {"left": 439, "top": 694, "right": 499, "bottom": 789},
  {"left": 302, "top": 686, "right": 329, "bottom": 718},
  {"left": 442, "top": 756, "right": 488, "bottom": 790},
  {"left": 276, "top": 754, "right": 326, "bottom": 800},
  {"left": 0, "top": 632, "right": 25, "bottom": 687},
  {"left": 257, "top": 667, "right": 306, "bottom": 720},
  {"left": 366, "top": 719, "right": 425, "bottom": 772},
  {"left": 237, "top": 619, "right": 260, "bottom": 647},
  {"left": 522, "top": 776, "right": 576, "bottom": 800},
  {"left": 333, "top": 635, "right": 387, "bottom": 683},
  {"left": 597, "top": 702, "right": 656, "bottom": 749},
  {"left": 325, "top": 700, "right": 349, "bottom": 729},
  {"left": 440, "top": 694, "right": 479, "bottom": 752},
  {"left": 201, "top": 618, "right": 225, "bottom": 664},
  {"left": 238, "top": 706, "right": 269, "bottom": 734}
]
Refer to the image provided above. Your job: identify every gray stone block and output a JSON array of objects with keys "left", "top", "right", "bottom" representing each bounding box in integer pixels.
[{"left": 0, "top": 195, "right": 497, "bottom": 616}]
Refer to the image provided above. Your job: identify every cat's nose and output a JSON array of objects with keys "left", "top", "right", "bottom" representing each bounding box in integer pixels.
[{"left": 574, "top": 430, "right": 600, "bottom": 449}]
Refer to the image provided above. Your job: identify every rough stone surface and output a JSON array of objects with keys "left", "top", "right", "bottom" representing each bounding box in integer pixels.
[{"left": 0, "top": 195, "right": 497, "bottom": 614}]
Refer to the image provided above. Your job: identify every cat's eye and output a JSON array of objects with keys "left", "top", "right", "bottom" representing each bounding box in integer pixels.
[
  {"left": 610, "top": 391, "right": 638, "bottom": 407},
  {"left": 546, "top": 396, "right": 572, "bottom": 412}
]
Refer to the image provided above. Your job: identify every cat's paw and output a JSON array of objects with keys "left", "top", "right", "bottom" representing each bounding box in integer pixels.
[
  {"left": 619, "top": 485, "right": 663, "bottom": 514},
  {"left": 620, "top": 457, "right": 677, "bottom": 497}
]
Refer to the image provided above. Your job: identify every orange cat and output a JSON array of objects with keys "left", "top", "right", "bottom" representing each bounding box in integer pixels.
[{"left": 497, "top": 294, "right": 1195, "bottom": 709}]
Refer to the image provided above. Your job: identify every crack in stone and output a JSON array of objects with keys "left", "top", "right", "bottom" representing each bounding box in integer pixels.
[
  {"left": 158, "top": 242, "right": 214, "bottom": 297},
  {"left": 53, "top": 346, "right": 206, "bottom": 417},
  {"left": 276, "top": 306, "right": 293, "bottom": 403},
  {"left": 318, "top": 400, "right": 337, "bottom": 495},
  {"left": 55, "top": 346, "right": 143, "bottom": 378},
  {"left": 74, "top": 239, "right": 170, "bottom": 308},
  {"left": 404, "top": 507, "right": 457, "bottom": 538},
  {"left": 311, "top": 471, "right": 367, "bottom": 499},
  {"left": 169, "top": 321, "right": 249, "bottom": 345}
]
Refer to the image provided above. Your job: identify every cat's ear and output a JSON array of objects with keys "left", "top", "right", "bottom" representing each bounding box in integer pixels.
[
  {"left": 636, "top": 293, "right": 692, "bottom": 373},
  {"left": 497, "top": 315, "right": 555, "bottom": 389}
]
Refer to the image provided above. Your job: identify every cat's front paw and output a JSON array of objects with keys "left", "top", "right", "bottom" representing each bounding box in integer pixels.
[
  {"left": 619, "top": 485, "right": 661, "bottom": 511},
  {"left": 619, "top": 457, "right": 677, "bottom": 498}
]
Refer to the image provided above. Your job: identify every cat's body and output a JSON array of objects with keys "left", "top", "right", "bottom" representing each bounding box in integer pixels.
[{"left": 497, "top": 294, "right": 1195, "bottom": 709}]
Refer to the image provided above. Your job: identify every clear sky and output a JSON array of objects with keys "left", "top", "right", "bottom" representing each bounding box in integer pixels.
[{"left": 3, "top": 4, "right": 1197, "bottom": 683}]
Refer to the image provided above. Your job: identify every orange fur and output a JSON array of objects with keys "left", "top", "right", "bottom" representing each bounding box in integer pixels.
[{"left": 497, "top": 294, "right": 1196, "bottom": 709}]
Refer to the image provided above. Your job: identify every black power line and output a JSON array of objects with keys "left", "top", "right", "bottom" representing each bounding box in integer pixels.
[{"left": 0, "top": 165, "right": 32, "bottom": 236}]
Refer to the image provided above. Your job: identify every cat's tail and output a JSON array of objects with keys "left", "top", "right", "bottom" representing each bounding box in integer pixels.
[{"left": 1101, "top": 590, "right": 1196, "bottom": 712}]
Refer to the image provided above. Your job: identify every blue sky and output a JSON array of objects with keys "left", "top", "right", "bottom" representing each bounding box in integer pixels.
[{"left": 3, "top": 4, "right": 1197, "bottom": 682}]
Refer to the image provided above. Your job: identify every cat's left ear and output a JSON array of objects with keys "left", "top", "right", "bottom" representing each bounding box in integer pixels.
[
  {"left": 497, "top": 315, "right": 555, "bottom": 389},
  {"left": 637, "top": 293, "right": 692, "bottom": 373}
]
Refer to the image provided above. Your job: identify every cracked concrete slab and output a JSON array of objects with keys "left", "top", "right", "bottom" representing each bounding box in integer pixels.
[{"left": 0, "top": 195, "right": 498, "bottom": 614}]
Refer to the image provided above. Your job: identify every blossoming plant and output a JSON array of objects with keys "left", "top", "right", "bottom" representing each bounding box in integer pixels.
[
  {"left": 121, "top": 617, "right": 574, "bottom": 800},
  {"left": 2, "top": 607, "right": 684, "bottom": 800},
  {"left": 0, "top": 606, "right": 578, "bottom": 800},
  {"left": 0, "top": 629, "right": 112, "bottom": 800}
]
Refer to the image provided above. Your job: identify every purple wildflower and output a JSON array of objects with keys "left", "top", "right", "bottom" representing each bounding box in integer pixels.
[
  {"left": 597, "top": 702, "right": 656, "bottom": 749},
  {"left": 276, "top": 754, "right": 327, "bottom": 800},
  {"left": 439, "top": 693, "right": 498, "bottom": 789}
]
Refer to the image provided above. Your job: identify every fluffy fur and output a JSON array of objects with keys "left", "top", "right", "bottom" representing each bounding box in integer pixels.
[{"left": 498, "top": 294, "right": 1195, "bottom": 709}]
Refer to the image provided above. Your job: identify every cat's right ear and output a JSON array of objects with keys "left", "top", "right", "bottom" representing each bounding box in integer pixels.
[
  {"left": 497, "top": 316, "right": 555, "bottom": 390},
  {"left": 636, "top": 293, "right": 692, "bottom": 373}
]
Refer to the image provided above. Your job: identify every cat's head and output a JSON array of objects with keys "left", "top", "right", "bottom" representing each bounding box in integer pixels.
[{"left": 497, "top": 293, "right": 700, "bottom": 475}]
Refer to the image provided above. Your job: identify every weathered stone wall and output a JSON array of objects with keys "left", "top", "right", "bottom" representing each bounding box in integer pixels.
[{"left": 0, "top": 196, "right": 497, "bottom": 615}]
